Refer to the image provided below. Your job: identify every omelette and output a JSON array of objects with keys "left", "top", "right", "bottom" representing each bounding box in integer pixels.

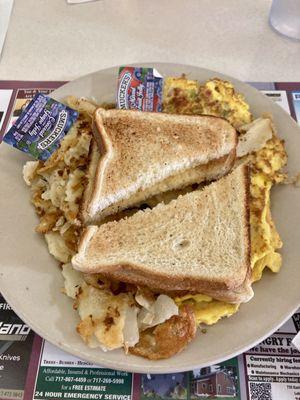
[
  {"left": 163, "top": 76, "right": 252, "bottom": 129},
  {"left": 164, "top": 76, "right": 287, "bottom": 325}
]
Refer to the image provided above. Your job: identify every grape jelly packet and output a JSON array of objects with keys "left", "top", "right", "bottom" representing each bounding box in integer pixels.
[{"left": 3, "top": 93, "right": 78, "bottom": 160}]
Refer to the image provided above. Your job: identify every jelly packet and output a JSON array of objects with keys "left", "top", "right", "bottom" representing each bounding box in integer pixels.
[
  {"left": 3, "top": 93, "right": 78, "bottom": 160},
  {"left": 117, "top": 66, "right": 163, "bottom": 112}
]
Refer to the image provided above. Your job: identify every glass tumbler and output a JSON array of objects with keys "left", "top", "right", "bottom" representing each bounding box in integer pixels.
[{"left": 269, "top": 0, "right": 300, "bottom": 40}]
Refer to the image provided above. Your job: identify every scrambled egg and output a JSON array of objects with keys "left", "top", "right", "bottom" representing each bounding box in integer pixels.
[
  {"left": 163, "top": 76, "right": 252, "bottom": 129},
  {"left": 199, "top": 78, "right": 252, "bottom": 128},
  {"left": 163, "top": 76, "right": 287, "bottom": 326},
  {"left": 174, "top": 294, "right": 239, "bottom": 326},
  {"left": 249, "top": 135, "right": 287, "bottom": 281},
  {"left": 163, "top": 76, "right": 201, "bottom": 115}
]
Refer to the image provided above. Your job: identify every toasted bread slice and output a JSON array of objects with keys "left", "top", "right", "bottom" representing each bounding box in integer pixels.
[
  {"left": 81, "top": 109, "right": 237, "bottom": 223},
  {"left": 73, "top": 165, "right": 252, "bottom": 303}
]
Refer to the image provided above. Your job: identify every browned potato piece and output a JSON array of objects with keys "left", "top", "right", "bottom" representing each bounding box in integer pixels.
[{"left": 129, "top": 305, "right": 196, "bottom": 360}]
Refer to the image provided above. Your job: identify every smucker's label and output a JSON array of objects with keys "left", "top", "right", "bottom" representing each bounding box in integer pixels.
[
  {"left": 3, "top": 93, "right": 78, "bottom": 160},
  {"left": 117, "top": 66, "right": 163, "bottom": 112}
]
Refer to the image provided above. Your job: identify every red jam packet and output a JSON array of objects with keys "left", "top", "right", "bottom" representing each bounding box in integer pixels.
[{"left": 117, "top": 66, "right": 163, "bottom": 112}]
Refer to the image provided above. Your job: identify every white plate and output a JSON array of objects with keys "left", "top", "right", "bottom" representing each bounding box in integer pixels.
[{"left": 0, "top": 63, "right": 300, "bottom": 374}]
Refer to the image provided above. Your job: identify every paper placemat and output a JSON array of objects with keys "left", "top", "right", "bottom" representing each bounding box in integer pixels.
[{"left": 0, "top": 80, "right": 300, "bottom": 400}]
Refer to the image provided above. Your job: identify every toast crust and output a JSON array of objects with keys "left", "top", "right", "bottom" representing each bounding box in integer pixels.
[
  {"left": 82, "top": 149, "right": 236, "bottom": 224},
  {"left": 73, "top": 260, "right": 253, "bottom": 303},
  {"left": 82, "top": 109, "right": 237, "bottom": 222},
  {"left": 74, "top": 165, "right": 252, "bottom": 303},
  {"left": 81, "top": 140, "right": 100, "bottom": 223}
]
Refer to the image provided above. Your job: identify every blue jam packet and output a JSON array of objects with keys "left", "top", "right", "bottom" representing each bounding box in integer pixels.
[{"left": 3, "top": 93, "right": 78, "bottom": 161}]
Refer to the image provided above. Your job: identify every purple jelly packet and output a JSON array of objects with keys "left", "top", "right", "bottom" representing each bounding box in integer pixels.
[
  {"left": 117, "top": 66, "right": 163, "bottom": 112},
  {"left": 3, "top": 93, "right": 78, "bottom": 161}
]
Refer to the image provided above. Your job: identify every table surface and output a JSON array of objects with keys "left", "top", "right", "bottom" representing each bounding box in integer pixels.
[{"left": 0, "top": 0, "right": 300, "bottom": 83}]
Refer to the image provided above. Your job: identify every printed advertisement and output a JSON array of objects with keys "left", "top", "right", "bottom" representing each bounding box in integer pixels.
[
  {"left": 244, "top": 311, "right": 300, "bottom": 400},
  {"left": 190, "top": 358, "right": 241, "bottom": 400},
  {"left": 0, "top": 80, "right": 299, "bottom": 400},
  {"left": 262, "top": 90, "right": 290, "bottom": 114},
  {"left": 139, "top": 371, "right": 189, "bottom": 400},
  {"left": 292, "top": 92, "right": 300, "bottom": 123},
  {"left": 32, "top": 341, "right": 133, "bottom": 400},
  {"left": 0, "top": 295, "right": 35, "bottom": 400}
]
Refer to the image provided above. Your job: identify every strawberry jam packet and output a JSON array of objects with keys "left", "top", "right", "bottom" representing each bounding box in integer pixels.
[
  {"left": 117, "top": 66, "right": 163, "bottom": 112},
  {"left": 3, "top": 93, "right": 78, "bottom": 161}
]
